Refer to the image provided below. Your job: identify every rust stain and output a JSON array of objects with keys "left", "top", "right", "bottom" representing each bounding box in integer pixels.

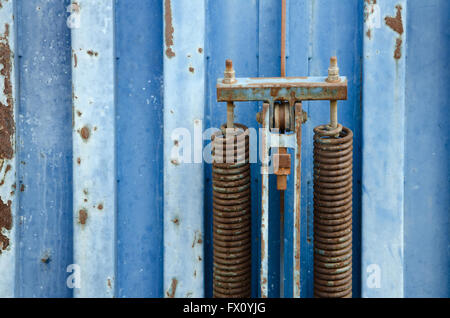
[
  {"left": 270, "top": 87, "right": 281, "bottom": 97},
  {"left": 41, "top": 254, "right": 51, "bottom": 264},
  {"left": 0, "top": 198, "right": 12, "bottom": 253},
  {"left": 107, "top": 278, "right": 112, "bottom": 289},
  {"left": 385, "top": 5, "right": 403, "bottom": 60},
  {"left": 78, "top": 209, "right": 88, "bottom": 225},
  {"left": 198, "top": 48, "right": 203, "bottom": 54},
  {"left": 73, "top": 53, "right": 77, "bottom": 68},
  {"left": 0, "top": 23, "right": 14, "bottom": 161},
  {"left": 385, "top": 5, "right": 403, "bottom": 35},
  {"left": 366, "top": 29, "right": 372, "bottom": 39},
  {"left": 0, "top": 163, "right": 11, "bottom": 186},
  {"left": 97, "top": 203, "right": 103, "bottom": 210},
  {"left": 20, "top": 184, "right": 24, "bottom": 192},
  {"left": 76, "top": 110, "right": 82, "bottom": 117},
  {"left": 166, "top": 278, "right": 178, "bottom": 298},
  {"left": 394, "top": 38, "right": 403, "bottom": 60},
  {"left": 171, "top": 217, "right": 179, "bottom": 225},
  {"left": 87, "top": 50, "right": 98, "bottom": 57},
  {"left": 164, "top": 0, "right": 175, "bottom": 58},
  {"left": 80, "top": 126, "right": 90, "bottom": 140},
  {"left": 77, "top": 157, "right": 81, "bottom": 165},
  {"left": 188, "top": 66, "right": 194, "bottom": 73}
]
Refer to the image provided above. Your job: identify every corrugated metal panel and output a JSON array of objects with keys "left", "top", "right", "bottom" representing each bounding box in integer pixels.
[
  {"left": 0, "top": 0, "right": 447, "bottom": 298},
  {"left": 163, "top": 0, "right": 205, "bottom": 298},
  {"left": 72, "top": 0, "right": 116, "bottom": 297},
  {"left": 115, "top": 0, "right": 163, "bottom": 299},
  {"left": 16, "top": 0, "right": 73, "bottom": 297},
  {"left": 404, "top": 0, "right": 449, "bottom": 297},
  {"left": 362, "top": 0, "right": 407, "bottom": 297}
]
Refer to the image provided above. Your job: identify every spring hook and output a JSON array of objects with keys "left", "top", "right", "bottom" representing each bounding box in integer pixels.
[{"left": 313, "top": 57, "right": 353, "bottom": 298}]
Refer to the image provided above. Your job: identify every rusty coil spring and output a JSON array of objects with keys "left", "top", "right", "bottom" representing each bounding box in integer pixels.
[
  {"left": 211, "top": 123, "right": 251, "bottom": 298},
  {"left": 313, "top": 124, "right": 353, "bottom": 298}
]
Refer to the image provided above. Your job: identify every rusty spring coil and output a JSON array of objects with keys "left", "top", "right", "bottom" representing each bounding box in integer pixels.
[
  {"left": 211, "top": 123, "right": 251, "bottom": 298},
  {"left": 313, "top": 124, "right": 353, "bottom": 298}
]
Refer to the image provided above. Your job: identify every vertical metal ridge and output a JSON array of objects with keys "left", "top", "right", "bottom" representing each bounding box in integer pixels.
[
  {"left": 0, "top": 0, "right": 17, "bottom": 298},
  {"left": 16, "top": 0, "right": 73, "bottom": 297},
  {"left": 362, "top": 0, "right": 407, "bottom": 297},
  {"left": 163, "top": 0, "right": 206, "bottom": 298},
  {"left": 115, "top": 0, "right": 164, "bottom": 298},
  {"left": 72, "top": 0, "right": 116, "bottom": 297}
]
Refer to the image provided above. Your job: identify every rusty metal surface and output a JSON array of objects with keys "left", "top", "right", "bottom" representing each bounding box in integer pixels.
[
  {"left": 313, "top": 124, "right": 353, "bottom": 298},
  {"left": 0, "top": 0, "right": 446, "bottom": 299},
  {"left": 217, "top": 76, "right": 347, "bottom": 103},
  {"left": 0, "top": 0, "right": 16, "bottom": 297},
  {"left": 212, "top": 124, "right": 251, "bottom": 298}
]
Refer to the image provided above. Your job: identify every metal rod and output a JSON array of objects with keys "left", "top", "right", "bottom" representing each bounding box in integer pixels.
[
  {"left": 227, "top": 102, "right": 235, "bottom": 129},
  {"left": 330, "top": 100, "right": 338, "bottom": 129},
  {"left": 281, "top": 0, "right": 286, "bottom": 77},
  {"left": 293, "top": 102, "right": 303, "bottom": 298},
  {"left": 279, "top": 0, "right": 287, "bottom": 297}
]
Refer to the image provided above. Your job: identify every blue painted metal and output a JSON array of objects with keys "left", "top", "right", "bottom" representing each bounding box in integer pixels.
[
  {"left": 404, "top": 0, "right": 449, "bottom": 298},
  {"left": 71, "top": 0, "right": 116, "bottom": 297},
  {"left": 0, "top": 0, "right": 17, "bottom": 298},
  {"left": 0, "top": 0, "right": 446, "bottom": 298},
  {"left": 163, "top": 0, "right": 205, "bottom": 298},
  {"left": 115, "top": 0, "right": 164, "bottom": 298},
  {"left": 362, "top": 0, "right": 407, "bottom": 297},
  {"left": 16, "top": 0, "right": 73, "bottom": 297}
]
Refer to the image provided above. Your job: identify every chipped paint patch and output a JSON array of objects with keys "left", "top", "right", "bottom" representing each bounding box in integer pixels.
[
  {"left": 87, "top": 50, "right": 98, "bottom": 57},
  {"left": 78, "top": 209, "right": 88, "bottom": 225},
  {"left": 164, "top": 0, "right": 175, "bottom": 58},
  {"left": 385, "top": 5, "right": 403, "bottom": 35},
  {"left": 364, "top": 0, "right": 380, "bottom": 40},
  {"left": 166, "top": 278, "right": 178, "bottom": 297},
  {"left": 0, "top": 163, "right": 11, "bottom": 186},
  {"left": 0, "top": 23, "right": 14, "bottom": 160},
  {"left": 0, "top": 198, "right": 11, "bottom": 253},
  {"left": 79, "top": 126, "right": 90, "bottom": 141},
  {"left": 385, "top": 5, "right": 404, "bottom": 60}
]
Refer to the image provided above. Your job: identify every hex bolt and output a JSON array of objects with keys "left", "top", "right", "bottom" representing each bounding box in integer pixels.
[
  {"left": 327, "top": 56, "right": 340, "bottom": 83},
  {"left": 223, "top": 59, "right": 236, "bottom": 84}
]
